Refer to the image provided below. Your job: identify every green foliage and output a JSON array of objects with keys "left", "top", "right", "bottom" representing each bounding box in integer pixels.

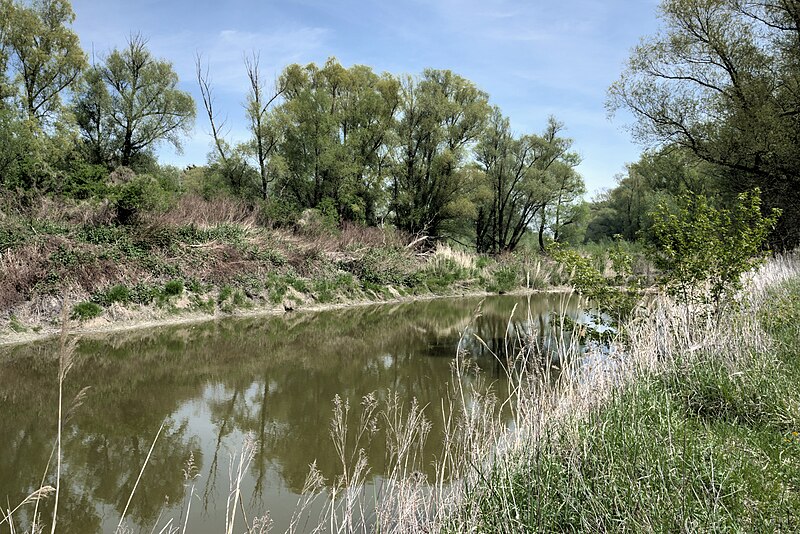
[
  {"left": 646, "top": 189, "right": 779, "bottom": 307},
  {"left": 217, "top": 285, "right": 233, "bottom": 304},
  {"left": 551, "top": 245, "right": 637, "bottom": 324},
  {"left": 71, "top": 301, "right": 102, "bottom": 321},
  {"left": 486, "top": 265, "right": 518, "bottom": 294},
  {"left": 392, "top": 69, "right": 491, "bottom": 237},
  {"left": 475, "top": 111, "right": 582, "bottom": 253},
  {"left": 112, "top": 174, "right": 171, "bottom": 224},
  {"left": 128, "top": 283, "right": 162, "bottom": 305},
  {"left": 163, "top": 279, "right": 184, "bottom": 297},
  {"left": 260, "top": 196, "right": 301, "bottom": 227},
  {"left": 761, "top": 279, "right": 800, "bottom": 340},
  {"left": 75, "top": 34, "right": 195, "bottom": 167},
  {"left": 609, "top": 0, "right": 800, "bottom": 248},
  {"left": 421, "top": 257, "right": 469, "bottom": 292},
  {"left": 61, "top": 162, "right": 110, "bottom": 199},
  {"left": 3, "top": 0, "right": 86, "bottom": 125},
  {"left": 607, "top": 235, "right": 634, "bottom": 286},
  {"left": 190, "top": 294, "right": 215, "bottom": 314},
  {"left": 217, "top": 284, "right": 248, "bottom": 313},
  {"left": 91, "top": 284, "right": 131, "bottom": 306}
]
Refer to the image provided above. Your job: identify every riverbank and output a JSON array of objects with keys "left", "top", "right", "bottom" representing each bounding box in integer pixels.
[
  {"left": 0, "top": 285, "right": 575, "bottom": 348},
  {"left": 441, "top": 255, "right": 800, "bottom": 531},
  {"left": 2, "top": 194, "right": 593, "bottom": 347}
]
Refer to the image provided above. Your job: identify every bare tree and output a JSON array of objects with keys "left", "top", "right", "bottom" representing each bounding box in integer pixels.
[{"left": 244, "top": 52, "right": 285, "bottom": 200}]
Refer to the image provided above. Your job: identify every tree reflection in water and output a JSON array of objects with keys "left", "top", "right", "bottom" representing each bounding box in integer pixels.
[{"left": 0, "top": 293, "right": 583, "bottom": 533}]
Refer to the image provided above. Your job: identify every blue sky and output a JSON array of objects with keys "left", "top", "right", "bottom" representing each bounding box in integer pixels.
[{"left": 70, "top": 0, "right": 661, "bottom": 195}]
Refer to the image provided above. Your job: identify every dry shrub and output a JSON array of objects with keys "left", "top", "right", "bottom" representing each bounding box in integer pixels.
[
  {"left": 146, "top": 194, "right": 257, "bottom": 228},
  {"left": 0, "top": 244, "right": 49, "bottom": 309},
  {"left": 429, "top": 243, "right": 476, "bottom": 272},
  {"left": 339, "top": 223, "right": 410, "bottom": 250},
  {"left": 286, "top": 244, "right": 329, "bottom": 277},
  {"left": 33, "top": 197, "right": 113, "bottom": 226}
]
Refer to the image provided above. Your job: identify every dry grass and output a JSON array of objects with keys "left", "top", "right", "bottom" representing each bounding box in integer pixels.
[
  {"left": 144, "top": 194, "right": 259, "bottom": 229},
  {"left": 288, "top": 253, "right": 800, "bottom": 532}
]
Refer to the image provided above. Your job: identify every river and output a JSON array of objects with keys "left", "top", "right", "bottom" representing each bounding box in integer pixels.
[{"left": 0, "top": 292, "right": 582, "bottom": 533}]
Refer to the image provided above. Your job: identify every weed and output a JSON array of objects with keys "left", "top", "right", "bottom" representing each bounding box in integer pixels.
[
  {"left": 190, "top": 294, "right": 216, "bottom": 314},
  {"left": 92, "top": 284, "right": 131, "bottom": 306},
  {"left": 163, "top": 279, "right": 184, "bottom": 297},
  {"left": 218, "top": 285, "right": 233, "bottom": 304},
  {"left": 71, "top": 301, "right": 102, "bottom": 321},
  {"left": 487, "top": 265, "right": 517, "bottom": 293},
  {"left": 9, "top": 314, "right": 27, "bottom": 332}
]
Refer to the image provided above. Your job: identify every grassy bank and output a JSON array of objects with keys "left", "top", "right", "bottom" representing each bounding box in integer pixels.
[
  {"left": 442, "top": 255, "right": 800, "bottom": 532},
  {"left": 1, "top": 194, "right": 576, "bottom": 344}
]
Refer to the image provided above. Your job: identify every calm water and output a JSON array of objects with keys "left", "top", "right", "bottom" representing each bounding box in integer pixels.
[{"left": 0, "top": 293, "right": 582, "bottom": 533}]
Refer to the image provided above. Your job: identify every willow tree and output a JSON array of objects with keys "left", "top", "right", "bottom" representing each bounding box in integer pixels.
[
  {"left": 391, "top": 69, "right": 490, "bottom": 240},
  {"left": 475, "top": 111, "right": 580, "bottom": 253},
  {"left": 275, "top": 58, "right": 399, "bottom": 223},
  {"left": 609, "top": 0, "right": 800, "bottom": 248},
  {"left": 76, "top": 35, "right": 195, "bottom": 167},
  {"left": 3, "top": 0, "right": 86, "bottom": 126}
]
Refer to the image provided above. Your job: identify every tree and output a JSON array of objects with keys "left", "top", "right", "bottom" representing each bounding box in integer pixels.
[
  {"left": 3, "top": 0, "right": 86, "bottom": 126},
  {"left": 584, "top": 147, "right": 721, "bottom": 243},
  {"left": 76, "top": 35, "right": 195, "bottom": 167},
  {"left": 244, "top": 52, "right": 286, "bottom": 200},
  {"left": 73, "top": 65, "right": 114, "bottom": 164},
  {"left": 474, "top": 110, "right": 579, "bottom": 253},
  {"left": 391, "top": 69, "right": 490, "bottom": 240},
  {"left": 609, "top": 0, "right": 800, "bottom": 248},
  {"left": 646, "top": 188, "right": 779, "bottom": 309},
  {"left": 546, "top": 162, "right": 586, "bottom": 245},
  {"left": 275, "top": 58, "right": 398, "bottom": 222}
]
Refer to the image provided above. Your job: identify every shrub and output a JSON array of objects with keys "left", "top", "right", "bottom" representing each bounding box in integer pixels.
[
  {"left": 61, "top": 162, "right": 110, "bottom": 199},
  {"left": 486, "top": 265, "right": 518, "bottom": 293},
  {"left": 260, "top": 197, "right": 301, "bottom": 228},
  {"left": 71, "top": 301, "right": 103, "bottom": 321},
  {"left": 163, "top": 279, "right": 184, "bottom": 296},
  {"left": 92, "top": 284, "right": 131, "bottom": 306},
  {"left": 112, "top": 174, "right": 171, "bottom": 224},
  {"left": 646, "top": 189, "right": 779, "bottom": 308}
]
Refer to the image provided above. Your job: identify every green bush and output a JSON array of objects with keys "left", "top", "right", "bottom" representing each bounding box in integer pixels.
[
  {"left": 163, "top": 279, "right": 184, "bottom": 296},
  {"left": 128, "top": 283, "right": 161, "bottom": 304},
  {"left": 112, "top": 174, "right": 171, "bottom": 224},
  {"left": 487, "top": 265, "right": 518, "bottom": 293},
  {"left": 261, "top": 197, "right": 301, "bottom": 228},
  {"left": 92, "top": 284, "right": 131, "bottom": 306},
  {"left": 646, "top": 189, "right": 779, "bottom": 308},
  {"left": 61, "top": 162, "right": 110, "bottom": 199},
  {"left": 71, "top": 301, "right": 103, "bottom": 321}
]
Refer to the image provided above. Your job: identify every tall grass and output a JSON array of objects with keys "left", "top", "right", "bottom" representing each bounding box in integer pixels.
[{"left": 303, "top": 253, "right": 800, "bottom": 532}]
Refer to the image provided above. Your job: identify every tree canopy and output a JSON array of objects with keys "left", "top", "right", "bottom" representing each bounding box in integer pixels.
[
  {"left": 75, "top": 35, "right": 196, "bottom": 167},
  {"left": 609, "top": 0, "right": 800, "bottom": 249}
]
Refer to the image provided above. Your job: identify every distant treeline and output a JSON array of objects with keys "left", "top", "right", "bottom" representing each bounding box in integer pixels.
[{"left": 1, "top": 0, "right": 797, "bottom": 251}]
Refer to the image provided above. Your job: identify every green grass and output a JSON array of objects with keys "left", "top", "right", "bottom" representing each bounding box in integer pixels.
[
  {"left": 457, "top": 277, "right": 800, "bottom": 532},
  {"left": 70, "top": 301, "right": 103, "bottom": 321}
]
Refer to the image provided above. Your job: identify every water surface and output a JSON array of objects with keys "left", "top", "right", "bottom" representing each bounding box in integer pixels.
[{"left": 0, "top": 293, "right": 581, "bottom": 533}]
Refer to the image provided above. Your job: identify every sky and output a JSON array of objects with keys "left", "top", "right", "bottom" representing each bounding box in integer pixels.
[{"left": 69, "top": 0, "right": 662, "bottom": 196}]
